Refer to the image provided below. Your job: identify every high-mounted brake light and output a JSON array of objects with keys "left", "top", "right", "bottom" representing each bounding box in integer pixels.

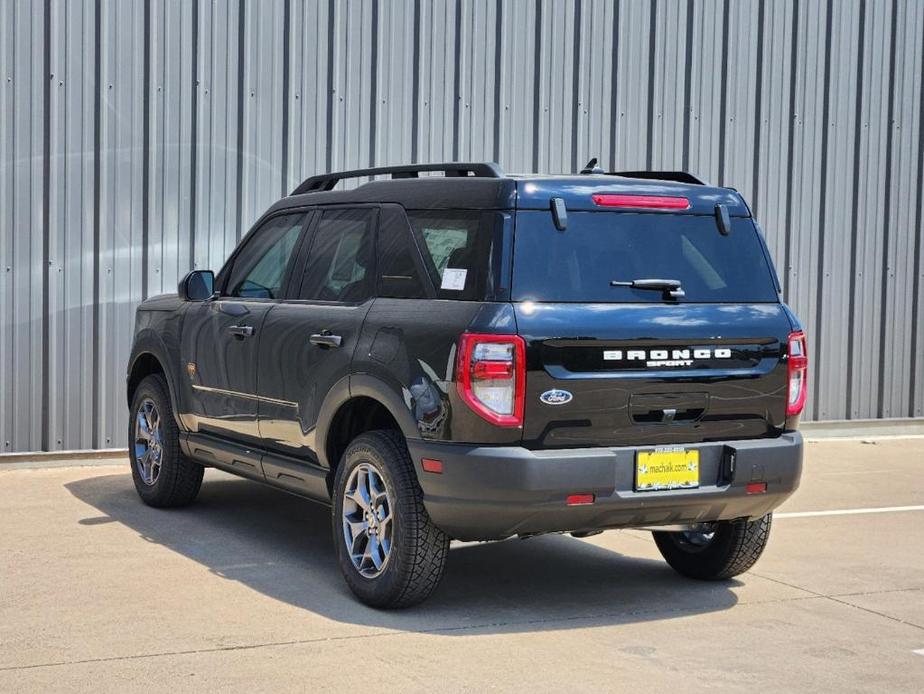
[
  {"left": 456, "top": 333, "right": 526, "bottom": 427},
  {"left": 786, "top": 331, "right": 808, "bottom": 417},
  {"left": 591, "top": 193, "right": 691, "bottom": 210}
]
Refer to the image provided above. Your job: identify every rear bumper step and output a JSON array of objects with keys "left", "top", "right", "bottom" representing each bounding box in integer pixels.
[{"left": 407, "top": 433, "right": 803, "bottom": 541}]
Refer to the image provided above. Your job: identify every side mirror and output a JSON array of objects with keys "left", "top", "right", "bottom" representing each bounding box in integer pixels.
[{"left": 178, "top": 270, "right": 215, "bottom": 301}]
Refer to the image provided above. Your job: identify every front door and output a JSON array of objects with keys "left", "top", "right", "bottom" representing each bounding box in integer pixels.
[
  {"left": 256, "top": 207, "right": 378, "bottom": 464},
  {"left": 180, "top": 212, "right": 309, "bottom": 445}
]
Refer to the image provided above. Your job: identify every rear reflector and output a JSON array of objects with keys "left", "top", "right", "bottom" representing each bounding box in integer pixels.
[
  {"left": 566, "top": 494, "right": 595, "bottom": 506},
  {"left": 746, "top": 482, "right": 767, "bottom": 495},
  {"left": 421, "top": 458, "right": 443, "bottom": 474},
  {"left": 591, "top": 193, "right": 691, "bottom": 210}
]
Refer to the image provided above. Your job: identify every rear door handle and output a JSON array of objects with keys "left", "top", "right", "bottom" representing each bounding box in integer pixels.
[
  {"left": 309, "top": 332, "right": 342, "bottom": 348},
  {"left": 228, "top": 325, "right": 254, "bottom": 338}
]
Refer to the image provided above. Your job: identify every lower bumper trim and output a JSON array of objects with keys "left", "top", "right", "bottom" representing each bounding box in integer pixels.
[{"left": 408, "top": 433, "right": 803, "bottom": 541}]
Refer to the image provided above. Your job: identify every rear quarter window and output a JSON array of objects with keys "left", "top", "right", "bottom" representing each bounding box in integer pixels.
[
  {"left": 511, "top": 211, "right": 779, "bottom": 303},
  {"left": 407, "top": 210, "right": 494, "bottom": 300}
]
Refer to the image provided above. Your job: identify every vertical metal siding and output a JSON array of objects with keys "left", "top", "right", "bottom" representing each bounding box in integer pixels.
[{"left": 0, "top": 0, "right": 922, "bottom": 453}]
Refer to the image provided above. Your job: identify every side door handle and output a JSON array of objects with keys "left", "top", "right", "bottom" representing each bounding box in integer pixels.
[
  {"left": 309, "top": 332, "right": 342, "bottom": 348},
  {"left": 228, "top": 325, "right": 254, "bottom": 338}
]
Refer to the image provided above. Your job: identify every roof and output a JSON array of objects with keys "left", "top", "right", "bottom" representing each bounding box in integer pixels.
[{"left": 271, "top": 163, "right": 750, "bottom": 217}]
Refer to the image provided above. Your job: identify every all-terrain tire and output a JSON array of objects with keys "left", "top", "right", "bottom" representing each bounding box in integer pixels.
[
  {"left": 653, "top": 514, "right": 773, "bottom": 580},
  {"left": 332, "top": 430, "right": 450, "bottom": 608},
  {"left": 128, "top": 374, "right": 204, "bottom": 508}
]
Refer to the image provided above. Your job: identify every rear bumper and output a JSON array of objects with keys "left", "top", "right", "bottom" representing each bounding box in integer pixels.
[{"left": 407, "top": 432, "right": 803, "bottom": 541}]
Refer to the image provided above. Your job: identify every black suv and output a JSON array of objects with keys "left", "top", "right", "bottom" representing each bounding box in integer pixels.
[{"left": 127, "top": 162, "right": 805, "bottom": 608}]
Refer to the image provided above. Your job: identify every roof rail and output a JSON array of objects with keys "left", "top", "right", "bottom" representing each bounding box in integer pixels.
[
  {"left": 291, "top": 162, "right": 505, "bottom": 195},
  {"left": 609, "top": 170, "right": 706, "bottom": 185}
]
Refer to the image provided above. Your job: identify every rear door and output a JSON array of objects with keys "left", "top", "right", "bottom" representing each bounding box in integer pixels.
[
  {"left": 511, "top": 209, "right": 793, "bottom": 448},
  {"left": 255, "top": 207, "right": 377, "bottom": 471}
]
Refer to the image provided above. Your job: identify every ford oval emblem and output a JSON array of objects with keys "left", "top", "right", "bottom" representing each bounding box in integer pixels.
[{"left": 540, "top": 389, "right": 573, "bottom": 406}]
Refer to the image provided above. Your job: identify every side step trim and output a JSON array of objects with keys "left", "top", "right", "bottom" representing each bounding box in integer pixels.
[{"left": 181, "top": 432, "right": 330, "bottom": 503}]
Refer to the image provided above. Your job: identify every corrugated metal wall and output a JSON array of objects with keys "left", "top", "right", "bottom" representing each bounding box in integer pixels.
[{"left": 1, "top": 0, "right": 922, "bottom": 453}]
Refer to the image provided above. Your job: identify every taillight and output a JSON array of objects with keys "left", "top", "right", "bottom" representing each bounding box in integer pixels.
[
  {"left": 456, "top": 333, "right": 526, "bottom": 427},
  {"left": 591, "top": 193, "right": 690, "bottom": 210},
  {"left": 786, "top": 331, "right": 808, "bottom": 416}
]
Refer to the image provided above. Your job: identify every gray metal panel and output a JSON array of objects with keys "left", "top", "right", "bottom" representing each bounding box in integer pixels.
[
  {"left": 1, "top": 0, "right": 46, "bottom": 453},
  {"left": 1, "top": 0, "right": 923, "bottom": 452},
  {"left": 813, "top": 0, "right": 862, "bottom": 421},
  {"left": 850, "top": 0, "right": 893, "bottom": 421},
  {"left": 371, "top": 0, "right": 415, "bottom": 166},
  {"left": 195, "top": 0, "right": 243, "bottom": 272},
  {"left": 96, "top": 0, "right": 148, "bottom": 449},
  {"left": 497, "top": 0, "right": 538, "bottom": 173},
  {"left": 47, "top": 0, "right": 96, "bottom": 450},
  {"left": 881, "top": 0, "right": 923, "bottom": 419}
]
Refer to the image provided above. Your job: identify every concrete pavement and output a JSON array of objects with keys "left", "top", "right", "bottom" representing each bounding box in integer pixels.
[{"left": 1, "top": 438, "right": 922, "bottom": 692}]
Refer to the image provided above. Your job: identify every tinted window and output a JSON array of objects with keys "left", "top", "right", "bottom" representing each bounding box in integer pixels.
[
  {"left": 226, "top": 214, "right": 306, "bottom": 299},
  {"left": 512, "top": 211, "right": 779, "bottom": 303},
  {"left": 376, "top": 207, "right": 430, "bottom": 299},
  {"left": 299, "top": 208, "right": 376, "bottom": 302},
  {"left": 407, "top": 210, "right": 491, "bottom": 300}
]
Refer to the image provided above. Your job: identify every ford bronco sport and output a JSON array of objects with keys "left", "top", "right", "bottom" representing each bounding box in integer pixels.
[{"left": 127, "top": 161, "right": 805, "bottom": 608}]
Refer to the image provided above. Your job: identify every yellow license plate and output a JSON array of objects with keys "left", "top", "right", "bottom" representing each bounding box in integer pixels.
[{"left": 635, "top": 448, "right": 700, "bottom": 491}]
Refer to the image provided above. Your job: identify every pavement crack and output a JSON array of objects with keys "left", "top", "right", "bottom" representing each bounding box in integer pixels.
[
  {"left": 752, "top": 572, "right": 924, "bottom": 632},
  {"left": 822, "top": 596, "right": 924, "bottom": 632}
]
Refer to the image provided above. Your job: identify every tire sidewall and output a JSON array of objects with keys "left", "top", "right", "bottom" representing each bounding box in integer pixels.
[
  {"left": 332, "top": 435, "right": 413, "bottom": 605},
  {"left": 128, "top": 375, "right": 178, "bottom": 504},
  {"left": 654, "top": 515, "right": 771, "bottom": 580}
]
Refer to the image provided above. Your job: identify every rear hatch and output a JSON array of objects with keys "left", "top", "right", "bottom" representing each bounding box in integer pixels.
[{"left": 511, "top": 191, "right": 793, "bottom": 449}]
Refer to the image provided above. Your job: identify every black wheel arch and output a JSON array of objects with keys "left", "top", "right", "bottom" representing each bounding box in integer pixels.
[
  {"left": 127, "top": 331, "right": 181, "bottom": 425},
  {"left": 317, "top": 374, "right": 422, "bottom": 479}
]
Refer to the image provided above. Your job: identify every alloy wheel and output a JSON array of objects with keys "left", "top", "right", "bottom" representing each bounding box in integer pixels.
[
  {"left": 341, "top": 462, "right": 394, "bottom": 578},
  {"left": 134, "top": 399, "right": 164, "bottom": 486}
]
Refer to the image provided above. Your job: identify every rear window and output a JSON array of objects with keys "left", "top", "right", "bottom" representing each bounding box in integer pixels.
[{"left": 512, "top": 211, "right": 779, "bottom": 303}]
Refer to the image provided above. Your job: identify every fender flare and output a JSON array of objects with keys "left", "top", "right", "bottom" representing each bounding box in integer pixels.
[
  {"left": 314, "top": 373, "right": 420, "bottom": 469},
  {"left": 127, "top": 330, "right": 181, "bottom": 423}
]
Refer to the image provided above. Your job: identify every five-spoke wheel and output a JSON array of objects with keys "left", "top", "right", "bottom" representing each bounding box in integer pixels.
[
  {"left": 128, "top": 374, "right": 203, "bottom": 507},
  {"left": 341, "top": 463, "right": 394, "bottom": 578},
  {"left": 332, "top": 430, "right": 449, "bottom": 608},
  {"left": 134, "top": 399, "right": 164, "bottom": 486}
]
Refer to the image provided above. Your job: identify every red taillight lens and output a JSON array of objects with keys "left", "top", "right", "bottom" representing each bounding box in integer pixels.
[
  {"left": 591, "top": 193, "right": 690, "bottom": 210},
  {"left": 786, "top": 331, "right": 808, "bottom": 416},
  {"left": 472, "top": 360, "right": 514, "bottom": 379},
  {"left": 456, "top": 333, "right": 526, "bottom": 427}
]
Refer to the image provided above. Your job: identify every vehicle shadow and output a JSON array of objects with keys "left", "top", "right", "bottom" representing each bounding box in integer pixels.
[{"left": 66, "top": 470, "right": 740, "bottom": 633}]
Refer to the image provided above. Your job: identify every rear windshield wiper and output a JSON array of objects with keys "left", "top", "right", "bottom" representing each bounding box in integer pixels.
[{"left": 610, "top": 278, "right": 686, "bottom": 300}]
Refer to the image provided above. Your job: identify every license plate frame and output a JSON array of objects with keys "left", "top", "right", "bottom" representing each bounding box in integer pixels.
[{"left": 635, "top": 447, "right": 700, "bottom": 492}]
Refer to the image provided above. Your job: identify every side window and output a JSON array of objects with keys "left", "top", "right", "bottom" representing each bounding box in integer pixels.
[
  {"left": 407, "top": 210, "right": 486, "bottom": 300},
  {"left": 298, "top": 208, "right": 376, "bottom": 302},
  {"left": 376, "top": 207, "right": 430, "bottom": 299},
  {"left": 226, "top": 214, "right": 307, "bottom": 299}
]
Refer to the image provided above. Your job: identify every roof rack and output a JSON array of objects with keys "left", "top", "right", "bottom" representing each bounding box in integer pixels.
[
  {"left": 609, "top": 170, "right": 706, "bottom": 185},
  {"left": 291, "top": 162, "right": 505, "bottom": 195}
]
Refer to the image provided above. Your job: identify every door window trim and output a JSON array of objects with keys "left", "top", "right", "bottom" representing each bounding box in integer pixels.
[
  {"left": 282, "top": 204, "right": 381, "bottom": 306},
  {"left": 375, "top": 203, "right": 438, "bottom": 300},
  {"left": 214, "top": 208, "right": 315, "bottom": 302}
]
